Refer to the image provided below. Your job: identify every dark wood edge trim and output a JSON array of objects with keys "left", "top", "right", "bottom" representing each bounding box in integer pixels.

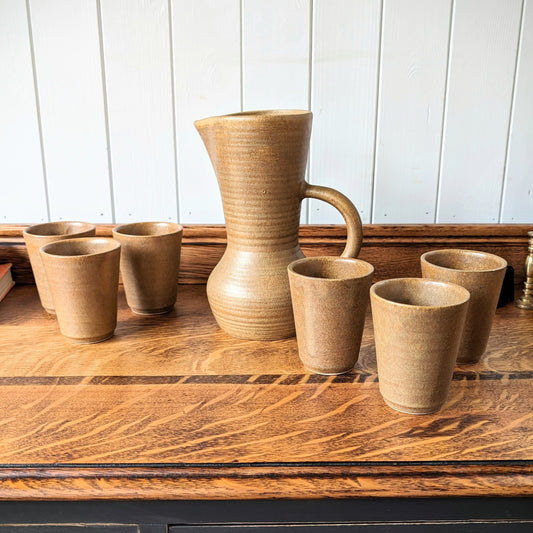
[
  {"left": 2, "top": 224, "right": 530, "bottom": 285},
  {"left": 2, "top": 462, "right": 531, "bottom": 474},
  {"left": 0, "top": 464, "right": 531, "bottom": 500},
  {"left": 2, "top": 223, "right": 532, "bottom": 239},
  {"left": 0, "top": 368, "right": 531, "bottom": 386}
]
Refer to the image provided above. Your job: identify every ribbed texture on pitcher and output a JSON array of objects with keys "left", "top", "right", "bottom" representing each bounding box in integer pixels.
[{"left": 195, "top": 111, "right": 311, "bottom": 340}]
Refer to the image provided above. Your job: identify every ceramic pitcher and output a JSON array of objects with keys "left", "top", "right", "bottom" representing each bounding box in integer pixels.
[{"left": 195, "top": 110, "right": 363, "bottom": 340}]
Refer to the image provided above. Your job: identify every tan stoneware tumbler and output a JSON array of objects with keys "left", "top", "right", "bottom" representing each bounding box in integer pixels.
[
  {"left": 23, "top": 221, "right": 96, "bottom": 313},
  {"left": 40, "top": 237, "right": 121, "bottom": 343},
  {"left": 112, "top": 222, "right": 183, "bottom": 315},
  {"left": 370, "top": 278, "right": 470, "bottom": 414},
  {"left": 288, "top": 257, "right": 374, "bottom": 375},
  {"left": 421, "top": 249, "right": 507, "bottom": 364}
]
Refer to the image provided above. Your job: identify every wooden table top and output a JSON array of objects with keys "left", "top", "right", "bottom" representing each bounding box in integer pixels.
[{"left": 0, "top": 284, "right": 531, "bottom": 500}]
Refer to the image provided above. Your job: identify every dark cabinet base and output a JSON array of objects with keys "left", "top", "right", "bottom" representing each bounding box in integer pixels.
[
  {"left": 170, "top": 525, "right": 533, "bottom": 532},
  {"left": 1, "top": 499, "right": 532, "bottom": 532},
  {"left": 0, "top": 524, "right": 152, "bottom": 533}
]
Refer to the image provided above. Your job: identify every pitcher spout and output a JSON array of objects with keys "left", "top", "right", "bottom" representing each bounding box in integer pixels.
[
  {"left": 194, "top": 115, "right": 222, "bottom": 166},
  {"left": 194, "top": 110, "right": 313, "bottom": 159}
]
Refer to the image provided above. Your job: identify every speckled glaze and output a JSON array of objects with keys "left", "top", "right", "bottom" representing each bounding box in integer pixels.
[
  {"left": 288, "top": 257, "right": 374, "bottom": 375},
  {"left": 370, "top": 278, "right": 470, "bottom": 415},
  {"left": 421, "top": 249, "right": 507, "bottom": 364},
  {"left": 113, "top": 222, "right": 183, "bottom": 315},
  {"left": 23, "top": 221, "right": 96, "bottom": 313},
  {"left": 195, "top": 110, "right": 363, "bottom": 340},
  {"left": 40, "top": 238, "right": 120, "bottom": 343}
]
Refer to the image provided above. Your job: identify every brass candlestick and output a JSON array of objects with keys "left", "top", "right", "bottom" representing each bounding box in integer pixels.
[{"left": 516, "top": 230, "right": 533, "bottom": 310}]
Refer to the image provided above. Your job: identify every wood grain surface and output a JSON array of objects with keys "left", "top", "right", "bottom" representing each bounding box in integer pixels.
[
  {"left": 1, "top": 224, "right": 531, "bottom": 286},
  {"left": 0, "top": 282, "right": 531, "bottom": 500}
]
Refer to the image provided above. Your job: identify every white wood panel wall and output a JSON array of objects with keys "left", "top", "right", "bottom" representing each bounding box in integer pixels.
[
  {"left": 0, "top": 0, "right": 47, "bottom": 223},
  {"left": 437, "top": 0, "right": 523, "bottom": 223},
  {"left": 501, "top": 0, "right": 533, "bottom": 223},
  {"left": 242, "top": 0, "right": 310, "bottom": 110},
  {"left": 309, "top": 0, "right": 380, "bottom": 225},
  {"left": 101, "top": 0, "right": 177, "bottom": 223},
  {"left": 373, "top": 0, "right": 451, "bottom": 223},
  {"left": 173, "top": 0, "right": 241, "bottom": 223},
  {"left": 1, "top": 0, "right": 532, "bottom": 225},
  {"left": 28, "top": 0, "right": 112, "bottom": 222}
]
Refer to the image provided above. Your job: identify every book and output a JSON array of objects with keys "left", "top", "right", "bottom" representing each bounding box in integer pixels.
[{"left": 0, "top": 263, "right": 15, "bottom": 303}]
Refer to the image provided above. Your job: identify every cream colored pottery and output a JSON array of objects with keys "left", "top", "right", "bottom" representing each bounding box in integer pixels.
[
  {"left": 195, "top": 110, "right": 363, "bottom": 340},
  {"left": 370, "top": 278, "right": 470, "bottom": 415},
  {"left": 40, "top": 237, "right": 120, "bottom": 344},
  {"left": 421, "top": 249, "right": 507, "bottom": 364},
  {"left": 288, "top": 256, "right": 374, "bottom": 375},
  {"left": 23, "top": 221, "right": 96, "bottom": 313},
  {"left": 113, "top": 222, "right": 183, "bottom": 315}
]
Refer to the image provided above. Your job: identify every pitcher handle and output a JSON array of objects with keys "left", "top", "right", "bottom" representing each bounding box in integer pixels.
[{"left": 303, "top": 184, "right": 363, "bottom": 258}]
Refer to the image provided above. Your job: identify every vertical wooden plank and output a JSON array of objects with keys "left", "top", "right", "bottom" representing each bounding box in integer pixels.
[
  {"left": 309, "top": 0, "right": 380, "bottom": 225},
  {"left": 437, "top": 0, "right": 522, "bottom": 223},
  {"left": 373, "top": 0, "right": 451, "bottom": 224},
  {"left": 29, "top": 0, "right": 112, "bottom": 222},
  {"left": 101, "top": 0, "right": 177, "bottom": 223},
  {"left": 0, "top": 0, "right": 47, "bottom": 223},
  {"left": 172, "top": 0, "right": 241, "bottom": 224},
  {"left": 501, "top": 0, "right": 533, "bottom": 223},
  {"left": 242, "top": 0, "right": 310, "bottom": 110}
]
